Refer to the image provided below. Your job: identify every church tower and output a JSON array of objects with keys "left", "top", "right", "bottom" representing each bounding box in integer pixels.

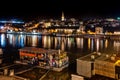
[{"left": 61, "top": 11, "right": 65, "bottom": 21}]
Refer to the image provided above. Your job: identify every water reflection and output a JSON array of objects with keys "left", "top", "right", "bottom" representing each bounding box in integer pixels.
[
  {"left": 0, "top": 34, "right": 116, "bottom": 54},
  {"left": 7, "top": 34, "right": 13, "bottom": 45},
  {"left": 19, "top": 35, "right": 25, "bottom": 47},
  {"left": 114, "top": 41, "right": 120, "bottom": 52},
  {"left": 100, "top": 39, "right": 103, "bottom": 50},
  {"left": 76, "top": 38, "right": 83, "bottom": 49},
  {"left": 31, "top": 35, "right": 38, "bottom": 47},
  {"left": 0, "top": 34, "right": 6, "bottom": 47},
  {"left": 61, "top": 38, "right": 66, "bottom": 51},
  {"left": 105, "top": 39, "right": 108, "bottom": 48},
  {"left": 96, "top": 38, "right": 99, "bottom": 52},
  {"left": 0, "top": 34, "right": 120, "bottom": 79},
  {"left": 6, "top": 34, "right": 26, "bottom": 48},
  {"left": 42, "top": 36, "right": 53, "bottom": 49},
  {"left": 91, "top": 39, "right": 94, "bottom": 52},
  {"left": 88, "top": 38, "right": 90, "bottom": 50}
]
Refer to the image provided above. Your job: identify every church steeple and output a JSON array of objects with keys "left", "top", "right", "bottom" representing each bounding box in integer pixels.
[{"left": 61, "top": 11, "right": 65, "bottom": 21}]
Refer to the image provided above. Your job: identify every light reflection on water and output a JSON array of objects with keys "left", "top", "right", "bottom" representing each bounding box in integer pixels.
[{"left": 0, "top": 34, "right": 120, "bottom": 79}]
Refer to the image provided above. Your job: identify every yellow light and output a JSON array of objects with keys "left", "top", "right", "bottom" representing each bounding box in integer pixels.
[{"left": 88, "top": 38, "right": 90, "bottom": 49}]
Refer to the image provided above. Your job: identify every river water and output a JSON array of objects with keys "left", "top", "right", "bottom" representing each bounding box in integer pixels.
[{"left": 0, "top": 33, "right": 119, "bottom": 80}]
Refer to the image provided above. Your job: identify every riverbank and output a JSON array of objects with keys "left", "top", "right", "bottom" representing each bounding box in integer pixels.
[{"left": 1, "top": 32, "right": 120, "bottom": 39}]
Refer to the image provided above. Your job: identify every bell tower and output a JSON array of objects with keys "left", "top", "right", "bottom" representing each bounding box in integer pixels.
[{"left": 61, "top": 11, "right": 65, "bottom": 21}]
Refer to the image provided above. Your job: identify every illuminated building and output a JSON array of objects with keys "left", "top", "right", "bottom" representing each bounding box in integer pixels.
[
  {"left": 19, "top": 47, "right": 69, "bottom": 72},
  {"left": 77, "top": 26, "right": 85, "bottom": 34},
  {"left": 43, "top": 22, "right": 51, "bottom": 28},
  {"left": 95, "top": 27, "right": 103, "bottom": 34},
  {"left": 114, "top": 31, "right": 120, "bottom": 35}
]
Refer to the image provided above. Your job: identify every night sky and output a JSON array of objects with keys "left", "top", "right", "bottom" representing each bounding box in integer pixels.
[{"left": 0, "top": 0, "right": 120, "bottom": 20}]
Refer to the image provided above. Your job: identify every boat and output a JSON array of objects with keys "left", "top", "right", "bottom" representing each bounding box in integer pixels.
[{"left": 17, "top": 47, "right": 69, "bottom": 72}]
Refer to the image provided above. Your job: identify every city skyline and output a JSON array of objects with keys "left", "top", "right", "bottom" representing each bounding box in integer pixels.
[{"left": 0, "top": 0, "right": 120, "bottom": 20}]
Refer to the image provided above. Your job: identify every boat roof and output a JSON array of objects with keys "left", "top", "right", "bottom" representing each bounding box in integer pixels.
[{"left": 19, "top": 47, "right": 62, "bottom": 54}]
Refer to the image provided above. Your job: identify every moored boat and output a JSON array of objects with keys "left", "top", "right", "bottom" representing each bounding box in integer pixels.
[{"left": 17, "top": 47, "right": 69, "bottom": 72}]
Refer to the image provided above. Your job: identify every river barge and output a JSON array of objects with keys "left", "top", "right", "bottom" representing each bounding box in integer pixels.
[{"left": 17, "top": 47, "right": 69, "bottom": 72}]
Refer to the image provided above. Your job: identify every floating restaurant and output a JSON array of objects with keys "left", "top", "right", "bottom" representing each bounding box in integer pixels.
[{"left": 18, "top": 47, "right": 69, "bottom": 72}]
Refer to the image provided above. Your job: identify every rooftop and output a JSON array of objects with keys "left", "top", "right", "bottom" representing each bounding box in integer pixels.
[
  {"left": 19, "top": 47, "right": 64, "bottom": 54},
  {"left": 77, "top": 52, "right": 102, "bottom": 61},
  {"left": 77, "top": 52, "right": 120, "bottom": 66}
]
